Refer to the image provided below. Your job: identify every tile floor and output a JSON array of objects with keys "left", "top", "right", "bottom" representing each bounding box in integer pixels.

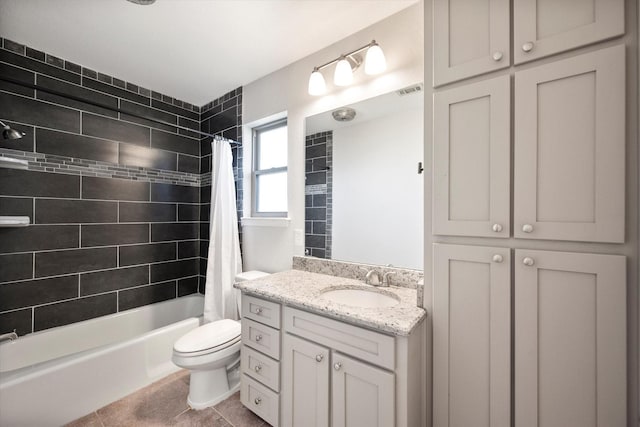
[{"left": 65, "top": 370, "right": 268, "bottom": 427}]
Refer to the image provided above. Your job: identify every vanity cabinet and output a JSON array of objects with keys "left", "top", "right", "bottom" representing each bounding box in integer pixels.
[
  {"left": 433, "top": 244, "right": 626, "bottom": 427},
  {"left": 240, "top": 293, "right": 424, "bottom": 427},
  {"left": 433, "top": 0, "right": 510, "bottom": 86},
  {"left": 433, "top": 76, "right": 510, "bottom": 238},
  {"left": 513, "top": 0, "right": 624, "bottom": 64},
  {"left": 514, "top": 45, "right": 625, "bottom": 242}
]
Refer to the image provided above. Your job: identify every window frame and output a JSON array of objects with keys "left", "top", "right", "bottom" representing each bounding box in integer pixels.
[{"left": 252, "top": 118, "right": 288, "bottom": 217}]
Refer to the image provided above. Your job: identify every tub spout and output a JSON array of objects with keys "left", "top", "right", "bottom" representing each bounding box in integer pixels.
[{"left": 0, "top": 329, "right": 18, "bottom": 343}]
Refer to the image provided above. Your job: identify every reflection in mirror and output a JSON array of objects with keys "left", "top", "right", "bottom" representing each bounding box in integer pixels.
[{"left": 304, "top": 85, "right": 424, "bottom": 270}]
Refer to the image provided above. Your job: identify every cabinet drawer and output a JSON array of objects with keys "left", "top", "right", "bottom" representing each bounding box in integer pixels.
[
  {"left": 283, "top": 306, "right": 395, "bottom": 370},
  {"left": 241, "top": 374, "right": 280, "bottom": 427},
  {"left": 243, "top": 294, "right": 281, "bottom": 329},
  {"left": 241, "top": 345, "right": 280, "bottom": 392},
  {"left": 242, "top": 318, "right": 281, "bottom": 360}
]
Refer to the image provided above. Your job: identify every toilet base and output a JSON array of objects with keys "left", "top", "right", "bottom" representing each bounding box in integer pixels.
[{"left": 187, "top": 365, "right": 241, "bottom": 410}]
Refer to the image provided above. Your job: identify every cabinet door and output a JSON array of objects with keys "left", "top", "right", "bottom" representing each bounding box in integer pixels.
[
  {"left": 433, "top": 244, "right": 511, "bottom": 427},
  {"left": 281, "top": 334, "right": 329, "bottom": 427},
  {"left": 331, "top": 352, "right": 394, "bottom": 427},
  {"left": 514, "top": 0, "right": 624, "bottom": 64},
  {"left": 433, "top": 0, "right": 510, "bottom": 86},
  {"left": 515, "top": 249, "right": 626, "bottom": 427},
  {"left": 514, "top": 46, "right": 625, "bottom": 242},
  {"left": 434, "top": 76, "right": 510, "bottom": 238}
]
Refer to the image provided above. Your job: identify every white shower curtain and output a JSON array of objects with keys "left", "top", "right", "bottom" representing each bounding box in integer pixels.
[{"left": 203, "top": 139, "right": 242, "bottom": 323}]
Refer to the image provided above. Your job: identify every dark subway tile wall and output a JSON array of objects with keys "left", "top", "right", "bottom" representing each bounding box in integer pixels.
[
  {"left": 0, "top": 40, "right": 204, "bottom": 335},
  {"left": 0, "top": 39, "right": 243, "bottom": 335},
  {"left": 305, "top": 132, "right": 333, "bottom": 259}
]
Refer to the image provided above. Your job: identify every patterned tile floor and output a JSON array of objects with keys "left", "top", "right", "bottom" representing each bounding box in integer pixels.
[{"left": 66, "top": 370, "right": 268, "bottom": 427}]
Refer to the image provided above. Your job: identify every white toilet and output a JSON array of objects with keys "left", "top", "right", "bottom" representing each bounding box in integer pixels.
[{"left": 172, "top": 270, "right": 269, "bottom": 410}]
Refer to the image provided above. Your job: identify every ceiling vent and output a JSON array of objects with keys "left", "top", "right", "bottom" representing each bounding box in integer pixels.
[{"left": 397, "top": 84, "right": 423, "bottom": 96}]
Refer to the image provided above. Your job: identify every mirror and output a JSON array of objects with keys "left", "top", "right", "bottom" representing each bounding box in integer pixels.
[{"left": 304, "top": 85, "right": 424, "bottom": 270}]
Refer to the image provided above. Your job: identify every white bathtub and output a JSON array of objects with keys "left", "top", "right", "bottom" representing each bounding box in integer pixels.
[{"left": 0, "top": 294, "right": 204, "bottom": 427}]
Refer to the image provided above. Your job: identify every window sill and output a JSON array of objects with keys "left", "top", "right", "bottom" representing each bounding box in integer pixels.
[{"left": 241, "top": 217, "right": 291, "bottom": 228}]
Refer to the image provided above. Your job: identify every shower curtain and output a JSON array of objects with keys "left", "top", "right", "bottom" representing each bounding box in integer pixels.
[{"left": 203, "top": 139, "right": 242, "bottom": 323}]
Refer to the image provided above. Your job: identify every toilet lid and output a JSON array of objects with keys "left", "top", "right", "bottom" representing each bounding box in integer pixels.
[{"left": 174, "top": 319, "right": 241, "bottom": 353}]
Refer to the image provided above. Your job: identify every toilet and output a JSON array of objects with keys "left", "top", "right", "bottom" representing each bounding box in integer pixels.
[{"left": 172, "top": 270, "right": 269, "bottom": 410}]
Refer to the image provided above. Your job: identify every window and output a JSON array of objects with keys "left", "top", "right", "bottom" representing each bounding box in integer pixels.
[{"left": 252, "top": 119, "right": 287, "bottom": 216}]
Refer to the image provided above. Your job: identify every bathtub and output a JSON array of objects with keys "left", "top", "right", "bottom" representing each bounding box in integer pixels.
[{"left": 0, "top": 294, "right": 204, "bottom": 427}]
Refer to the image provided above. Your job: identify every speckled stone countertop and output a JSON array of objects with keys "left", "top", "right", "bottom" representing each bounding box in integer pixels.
[{"left": 235, "top": 270, "right": 426, "bottom": 336}]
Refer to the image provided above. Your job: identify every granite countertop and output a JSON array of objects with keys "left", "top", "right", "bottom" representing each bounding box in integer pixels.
[{"left": 235, "top": 270, "right": 426, "bottom": 336}]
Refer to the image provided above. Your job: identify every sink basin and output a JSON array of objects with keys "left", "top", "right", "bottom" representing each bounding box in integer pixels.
[{"left": 319, "top": 288, "right": 400, "bottom": 308}]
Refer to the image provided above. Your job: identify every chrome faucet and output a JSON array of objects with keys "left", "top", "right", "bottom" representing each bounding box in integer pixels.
[
  {"left": 364, "top": 269, "right": 383, "bottom": 286},
  {"left": 0, "top": 329, "right": 18, "bottom": 343}
]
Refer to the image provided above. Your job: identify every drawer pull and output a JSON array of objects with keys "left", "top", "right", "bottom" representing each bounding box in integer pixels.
[
  {"left": 492, "top": 223, "right": 503, "bottom": 232},
  {"left": 254, "top": 397, "right": 262, "bottom": 405},
  {"left": 522, "top": 224, "right": 533, "bottom": 233},
  {"left": 255, "top": 334, "right": 263, "bottom": 342},
  {"left": 492, "top": 51, "right": 503, "bottom": 61},
  {"left": 522, "top": 41, "right": 534, "bottom": 52},
  {"left": 255, "top": 307, "right": 263, "bottom": 314},
  {"left": 334, "top": 362, "right": 342, "bottom": 371},
  {"left": 254, "top": 364, "right": 262, "bottom": 373},
  {"left": 492, "top": 254, "right": 503, "bottom": 263},
  {"left": 523, "top": 257, "right": 535, "bottom": 267},
  {"left": 315, "top": 354, "right": 324, "bottom": 362}
]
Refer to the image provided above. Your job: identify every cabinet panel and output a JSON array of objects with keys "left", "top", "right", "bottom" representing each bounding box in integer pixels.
[
  {"left": 433, "top": 0, "right": 510, "bottom": 86},
  {"left": 515, "top": 249, "right": 626, "bottom": 427},
  {"left": 281, "top": 334, "right": 329, "bottom": 427},
  {"left": 434, "top": 76, "right": 510, "bottom": 238},
  {"left": 283, "top": 306, "right": 395, "bottom": 370},
  {"left": 241, "top": 345, "right": 280, "bottom": 392},
  {"left": 242, "top": 318, "right": 281, "bottom": 360},
  {"left": 433, "top": 244, "right": 511, "bottom": 427},
  {"left": 331, "top": 352, "right": 395, "bottom": 427},
  {"left": 514, "top": 46, "right": 625, "bottom": 242},
  {"left": 514, "top": 0, "right": 624, "bottom": 64},
  {"left": 242, "top": 295, "right": 281, "bottom": 329},
  {"left": 241, "top": 374, "right": 280, "bottom": 427}
]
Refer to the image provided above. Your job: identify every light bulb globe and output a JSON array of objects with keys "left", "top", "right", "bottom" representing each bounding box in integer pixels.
[
  {"left": 365, "top": 44, "right": 386, "bottom": 75},
  {"left": 334, "top": 58, "right": 353, "bottom": 86},
  {"left": 308, "top": 70, "right": 326, "bottom": 96}
]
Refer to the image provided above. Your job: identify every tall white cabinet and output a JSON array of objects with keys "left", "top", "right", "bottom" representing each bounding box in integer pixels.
[{"left": 432, "top": 1, "right": 628, "bottom": 426}]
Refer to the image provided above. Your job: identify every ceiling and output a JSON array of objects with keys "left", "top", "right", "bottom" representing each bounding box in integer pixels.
[{"left": 0, "top": 0, "right": 418, "bottom": 106}]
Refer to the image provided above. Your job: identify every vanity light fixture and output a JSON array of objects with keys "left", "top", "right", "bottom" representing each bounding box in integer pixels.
[{"left": 308, "top": 40, "right": 387, "bottom": 96}]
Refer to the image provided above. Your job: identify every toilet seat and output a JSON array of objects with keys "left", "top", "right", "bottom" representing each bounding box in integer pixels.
[{"left": 173, "top": 319, "right": 241, "bottom": 357}]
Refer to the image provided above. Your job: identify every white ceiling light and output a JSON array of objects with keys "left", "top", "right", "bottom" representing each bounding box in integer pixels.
[
  {"left": 307, "top": 40, "right": 386, "bottom": 96},
  {"left": 308, "top": 68, "right": 327, "bottom": 96},
  {"left": 364, "top": 40, "right": 386, "bottom": 75},
  {"left": 334, "top": 56, "right": 354, "bottom": 86}
]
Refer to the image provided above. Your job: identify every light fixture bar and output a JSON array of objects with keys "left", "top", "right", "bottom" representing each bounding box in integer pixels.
[{"left": 314, "top": 40, "right": 379, "bottom": 71}]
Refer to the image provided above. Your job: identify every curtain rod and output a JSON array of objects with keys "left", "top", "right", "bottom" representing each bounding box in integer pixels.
[{"left": 0, "top": 76, "right": 240, "bottom": 145}]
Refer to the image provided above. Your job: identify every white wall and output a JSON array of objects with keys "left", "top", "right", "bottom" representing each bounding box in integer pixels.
[
  {"left": 332, "top": 108, "right": 423, "bottom": 269},
  {"left": 241, "top": 2, "right": 424, "bottom": 273}
]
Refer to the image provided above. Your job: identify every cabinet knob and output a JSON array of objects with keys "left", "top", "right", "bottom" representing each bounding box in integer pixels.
[
  {"left": 254, "top": 364, "right": 262, "bottom": 373},
  {"left": 254, "top": 397, "right": 262, "bottom": 405},
  {"left": 255, "top": 334, "right": 263, "bottom": 342},
  {"left": 523, "top": 257, "right": 535, "bottom": 266},
  {"left": 315, "top": 354, "right": 324, "bottom": 362},
  {"left": 522, "top": 224, "right": 534, "bottom": 233},
  {"left": 334, "top": 362, "right": 342, "bottom": 371},
  {"left": 492, "top": 223, "right": 503, "bottom": 232},
  {"left": 492, "top": 51, "right": 503, "bottom": 61},
  {"left": 522, "top": 41, "right": 534, "bottom": 52},
  {"left": 492, "top": 254, "right": 503, "bottom": 263}
]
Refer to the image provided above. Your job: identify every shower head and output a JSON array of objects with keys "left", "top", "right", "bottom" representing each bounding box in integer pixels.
[{"left": 0, "top": 121, "right": 25, "bottom": 140}]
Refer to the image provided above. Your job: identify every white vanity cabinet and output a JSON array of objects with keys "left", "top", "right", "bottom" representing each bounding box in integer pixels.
[
  {"left": 433, "top": 0, "right": 510, "bottom": 86},
  {"left": 513, "top": 0, "right": 624, "bottom": 64},
  {"left": 433, "top": 244, "right": 626, "bottom": 427},
  {"left": 240, "top": 293, "right": 425, "bottom": 427}
]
